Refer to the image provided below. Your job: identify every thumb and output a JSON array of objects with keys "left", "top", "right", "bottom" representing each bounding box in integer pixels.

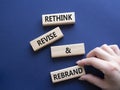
[{"left": 79, "top": 74, "right": 106, "bottom": 89}]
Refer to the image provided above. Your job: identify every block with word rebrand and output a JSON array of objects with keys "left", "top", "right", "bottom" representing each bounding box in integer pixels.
[
  {"left": 50, "top": 65, "right": 85, "bottom": 83},
  {"left": 51, "top": 43, "right": 85, "bottom": 58},
  {"left": 42, "top": 12, "right": 75, "bottom": 26},
  {"left": 30, "top": 27, "right": 64, "bottom": 51}
]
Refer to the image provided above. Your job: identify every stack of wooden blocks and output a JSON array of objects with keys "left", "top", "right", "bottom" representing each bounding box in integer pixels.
[{"left": 30, "top": 12, "right": 86, "bottom": 83}]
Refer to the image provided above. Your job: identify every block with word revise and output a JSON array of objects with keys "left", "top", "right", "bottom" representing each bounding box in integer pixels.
[
  {"left": 51, "top": 43, "right": 85, "bottom": 58},
  {"left": 42, "top": 12, "right": 75, "bottom": 26},
  {"left": 50, "top": 65, "right": 85, "bottom": 83},
  {"left": 30, "top": 27, "right": 64, "bottom": 51}
]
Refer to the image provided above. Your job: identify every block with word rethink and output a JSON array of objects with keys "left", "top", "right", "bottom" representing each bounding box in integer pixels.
[
  {"left": 42, "top": 12, "right": 75, "bottom": 26},
  {"left": 30, "top": 27, "right": 64, "bottom": 51},
  {"left": 50, "top": 65, "right": 85, "bottom": 83},
  {"left": 51, "top": 43, "right": 85, "bottom": 58}
]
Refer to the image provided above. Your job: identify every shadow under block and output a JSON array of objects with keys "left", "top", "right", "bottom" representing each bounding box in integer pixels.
[
  {"left": 50, "top": 65, "right": 85, "bottom": 83},
  {"left": 42, "top": 12, "right": 75, "bottom": 26},
  {"left": 30, "top": 27, "right": 64, "bottom": 51},
  {"left": 51, "top": 43, "right": 85, "bottom": 58}
]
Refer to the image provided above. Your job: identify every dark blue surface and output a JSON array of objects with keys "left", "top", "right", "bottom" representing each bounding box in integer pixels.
[{"left": 0, "top": 0, "right": 120, "bottom": 90}]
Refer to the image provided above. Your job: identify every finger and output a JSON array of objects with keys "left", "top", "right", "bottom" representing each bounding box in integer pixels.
[
  {"left": 109, "top": 45, "right": 120, "bottom": 55},
  {"left": 76, "top": 57, "right": 111, "bottom": 74},
  {"left": 79, "top": 74, "right": 106, "bottom": 89},
  {"left": 87, "top": 47, "right": 112, "bottom": 61},
  {"left": 101, "top": 44, "right": 116, "bottom": 55}
]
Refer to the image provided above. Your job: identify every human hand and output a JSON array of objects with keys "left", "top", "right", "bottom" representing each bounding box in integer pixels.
[{"left": 76, "top": 44, "right": 120, "bottom": 90}]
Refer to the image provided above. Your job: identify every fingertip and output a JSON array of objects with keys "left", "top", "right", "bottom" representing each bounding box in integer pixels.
[
  {"left": 101, "top": 44, "right": 108, "bottom": 47},
  {"left": 86, "top": 53, "right": 90, "bottom": 58},
  {"left": 78, "top": 75, "right": 85, "bottom": 81},
  {"left": 78, "top": 75, "right": 85, "bottom": 80},
  {"left": 76, "top": 60, "right": 81, "bottom": 64},
  {"left": 109, "top": 44, "right": 120, "bottom": 55},
  {"left": 76, "top": 59, "right": 85, "bottom": 66},
  {"left": 86, "top": 48, "right": 97, "bottom": 57}
]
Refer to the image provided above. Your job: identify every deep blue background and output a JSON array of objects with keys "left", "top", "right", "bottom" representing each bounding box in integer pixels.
[{"left": 0, "top": 0, "right": 120, "bottom": 90}]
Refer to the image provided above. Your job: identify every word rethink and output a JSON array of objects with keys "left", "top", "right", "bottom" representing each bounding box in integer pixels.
[
  {"left": 30, "top": 27, "right": 64, "bottom": 51},
  {"left": 42, "top": 12, "right": 75, "bottom": 26},
  {"left": 50, "top": 65, "right": 85, "bottom": 83}
]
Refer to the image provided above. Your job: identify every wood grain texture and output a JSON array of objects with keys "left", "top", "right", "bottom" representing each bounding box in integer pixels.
[
  {"left": 50, "top": 65, "right": 85, "bottom": 83},
  {"left": 42, "top": 12, "right": 75, "bottom": 26},
  {"left": 30, "top": 27, "right": 64, "bottom": 51},
  {"left": 51, "top": 43, "right": 85, "bottom": 58}
]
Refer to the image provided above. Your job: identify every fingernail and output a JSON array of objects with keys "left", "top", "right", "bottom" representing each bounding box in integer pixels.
[
  {"left": 76, "top": 60, "right": 81, "bottom": 64},
  {"left": 79, "top": 77, "right": 84, "bottom": 80}
]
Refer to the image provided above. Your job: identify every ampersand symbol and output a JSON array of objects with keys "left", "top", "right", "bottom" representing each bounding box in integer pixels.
[{"left": 65, "top": 47, "right": 71, "bottom": 54}]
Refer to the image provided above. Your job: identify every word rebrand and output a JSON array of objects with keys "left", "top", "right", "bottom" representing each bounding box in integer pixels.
[{"left": 50, "top": 65, "right": 85, "bottom": 83}]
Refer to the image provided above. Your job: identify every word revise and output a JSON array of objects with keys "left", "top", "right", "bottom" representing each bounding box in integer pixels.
[
  {"left": 50, "top": 65, "right": 85, "bottom": 83},
  {"left": 30, "top": 27, "right": 64, "bottom": 51},
  {"left": 51, "top": 43, "right": 85, "bottom": 58},
  {"left": 42, "top": 12, "right": 75, "bottom": 26}
]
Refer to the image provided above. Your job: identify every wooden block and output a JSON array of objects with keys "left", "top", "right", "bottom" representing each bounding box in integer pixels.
[
  {"left": 51, "top": 43, "right": 85, "bottom": 58},
  {"left": 30, "top": 27, "right": 64, "bottom": 51},
  {"left": 42, "top": 12, "right": 75, "bottom": 26},
  {"left": 50, "top": 65, "right": 85, "bottom": 83}
]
